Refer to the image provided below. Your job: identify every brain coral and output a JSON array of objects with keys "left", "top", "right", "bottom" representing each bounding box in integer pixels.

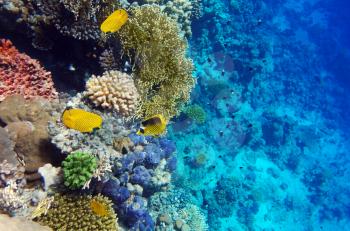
[
  {"left": 0, "top": 39, "right": 58, "bottom": 101},
  {"left": 85, "top": 70, "right": 139, "bottom": 117},
  {"left": 36, "top": 194, "right": 118, "bottom": 231}
]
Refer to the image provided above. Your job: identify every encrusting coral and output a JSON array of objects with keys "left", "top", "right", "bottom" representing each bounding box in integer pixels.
[
  {"left": 36, "top": 194, "right": 118, "bottom": 231},
  {"left": 85, "top": 70, "right": 139, "bottom": 117},
  {"left": 62, "top": 152, "right": 97, "bottom": 189},
  {"left": 0, "top": 39, "right": 58, "bottom": 101},
  {"left": 118, "top": 5, "right": 195, "bottom": 119}
]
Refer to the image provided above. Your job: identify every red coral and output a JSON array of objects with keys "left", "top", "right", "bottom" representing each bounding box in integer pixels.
[{"left": 0, "top": 39, "right": 58, "bottom": 101}]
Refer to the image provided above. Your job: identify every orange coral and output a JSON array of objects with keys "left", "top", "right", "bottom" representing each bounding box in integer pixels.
[{"left": 0, "top": 39, "right": 58, "bottom": 101}]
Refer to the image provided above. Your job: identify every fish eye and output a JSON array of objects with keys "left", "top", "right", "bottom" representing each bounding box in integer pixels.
[{"left": 139, "top": 128, "right": 145, "bottom": 134}]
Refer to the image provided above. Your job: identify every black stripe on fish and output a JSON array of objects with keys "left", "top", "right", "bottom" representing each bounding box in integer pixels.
[{"left": 141, "top": 117, "right": 162, "bottom": 126}]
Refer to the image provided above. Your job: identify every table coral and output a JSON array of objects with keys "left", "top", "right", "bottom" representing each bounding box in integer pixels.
[
  {"left": 36, "top": 194, "right": 118, "bottom": 231},
  {"left": 118, "top": 5, "right": 195, "bottom": 119},
  {"left": 85, "top": 70, "right": 139, "bottom": 117},
  {"left": 0, "top": 39, "right": 58, "bottom": 101}
]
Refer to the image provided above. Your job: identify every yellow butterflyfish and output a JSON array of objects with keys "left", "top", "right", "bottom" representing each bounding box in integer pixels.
[
  {"left": 61, "top": 108, "right": 103, "bottom": 133},
  {"left": 136, "top": 114, "right": 167, "bottom": 137},
  {"left": 100, "top": 9, "right": 128, "bottom": 33}
]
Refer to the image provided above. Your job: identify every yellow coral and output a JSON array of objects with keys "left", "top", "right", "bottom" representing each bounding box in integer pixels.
[
  {"left": 36, "top": 194, "right": 118, "bottom": 231},
  {"left": 90, "top": 199, "right": 109, "bottom": 217},
  {"left": 118, "top": 5, "right": 195, "bottom": 119}
]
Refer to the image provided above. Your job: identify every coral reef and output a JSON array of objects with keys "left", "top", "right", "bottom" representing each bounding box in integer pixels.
[
  {"left": 99, "top": 49, "right": 120, "bottom": 71},
  {"left": 36, "top": 194, "right": 118, "bottom": 231},
  {"left": 0, "top": 95, "right": 60, "bottom": 182},
  {"left": 0, "top": 181, "right": 26, "bottom": 215},
  {"left": 0, "top": 39, "right": 58, "bottom": 101},
  {"left": 163, "top": 0, "right": 195, "bottom": 37},
  {"left": 149, "top": 188, "right": 209, "bottom": 230},
  {"left": 183, "top": 104, "right": 206, "bottom": 124},
  {"left": 85, "top": 70, "right": 139, "bottom": 117},
  {"left": 48, "top": 93, "right": 129, "bottom": 158},
  {"left": 118, "top": 5, "right": 194, "bottom": 119},
  {"left": 62, "top": 152, "right": 98, "bottom": 189}
]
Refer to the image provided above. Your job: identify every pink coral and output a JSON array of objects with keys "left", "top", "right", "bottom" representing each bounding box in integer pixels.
[{"left": 0, "top": 39, "right": 58, "bottom": 101}]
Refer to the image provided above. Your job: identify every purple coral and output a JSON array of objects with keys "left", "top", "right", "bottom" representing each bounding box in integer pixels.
[
  {"left": 128, "top": 133, "right": 146, "bottom": 145},
  {"left": 144, "top": 144, "right": 162, "bottom": 166},
  {"left": 159, "top": 138, "right": 176, "bottom": 157},
  {"left": 102, "top": 179, "right": 131, "bottom": 204},
  {"left": 130, "top": 166, "right": 152, "bottom": 187},
  {"left": 120, "top": 195, "right": 155, "bottom": 230}
]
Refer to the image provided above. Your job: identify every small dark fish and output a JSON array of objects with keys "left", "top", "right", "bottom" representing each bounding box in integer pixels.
[
  {"left": 221, "top": 70, "right": 225, "bottom": 76},
  {"left": 207, "top": 57, "right": 212, "bottom": 63}
]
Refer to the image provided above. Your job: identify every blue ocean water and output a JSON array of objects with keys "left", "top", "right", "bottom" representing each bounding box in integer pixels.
[{"left": 169, "top": 0, "right": 350, "bottom": 230}]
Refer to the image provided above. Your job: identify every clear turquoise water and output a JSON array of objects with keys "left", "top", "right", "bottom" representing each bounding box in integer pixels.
[{"left": 169, "top": 0, "right": 350, "bottom": 230}]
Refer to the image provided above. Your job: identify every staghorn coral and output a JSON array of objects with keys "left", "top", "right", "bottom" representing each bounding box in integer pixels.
[
  {"left": 36, "top": 194, "right": 118, "bottom": 231},
  {"left": 118, "top": 5, "right": 195, "bottom": 119},
  {"left": 0, "top": 39, "right": 58, "bottom": 101},
  {"left": 62, "top": 152, "right": 97, "bottom": 189},
  {"left": 85, "top": 70, "right": 139, "bottom": 117}
]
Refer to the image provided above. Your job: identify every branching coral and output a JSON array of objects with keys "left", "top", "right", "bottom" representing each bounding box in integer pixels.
[
  {"left": 0, "top": 39, "right": 58, "bottom": 101},
  {"left": 118, "top": 5, "right": 195, "bottom": 119},
  {"left": 0, "top": 181, "right": 26, "bottom": 215},
  {"left": 34, "top": 0, "right": 120, "bottom": 41},
  {"left": 36, "top": 194, "right": 118, "bottom": 231},
  {"left": 85, "top": 70, "right": 139, "bottom": 117},
  {"left": 62, "top": 152, "right": 97, "bottom": 189}
]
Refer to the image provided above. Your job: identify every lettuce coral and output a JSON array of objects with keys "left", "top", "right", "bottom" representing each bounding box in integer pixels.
[
  {"left": 62, "top": 152, "right": 97, "bottom": 189},
  {"left": 36, "top": 194, "right": 117, "bottom": 231},
  {"left": 118, "top": 5, "right": 195, "bottom": 119}
]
